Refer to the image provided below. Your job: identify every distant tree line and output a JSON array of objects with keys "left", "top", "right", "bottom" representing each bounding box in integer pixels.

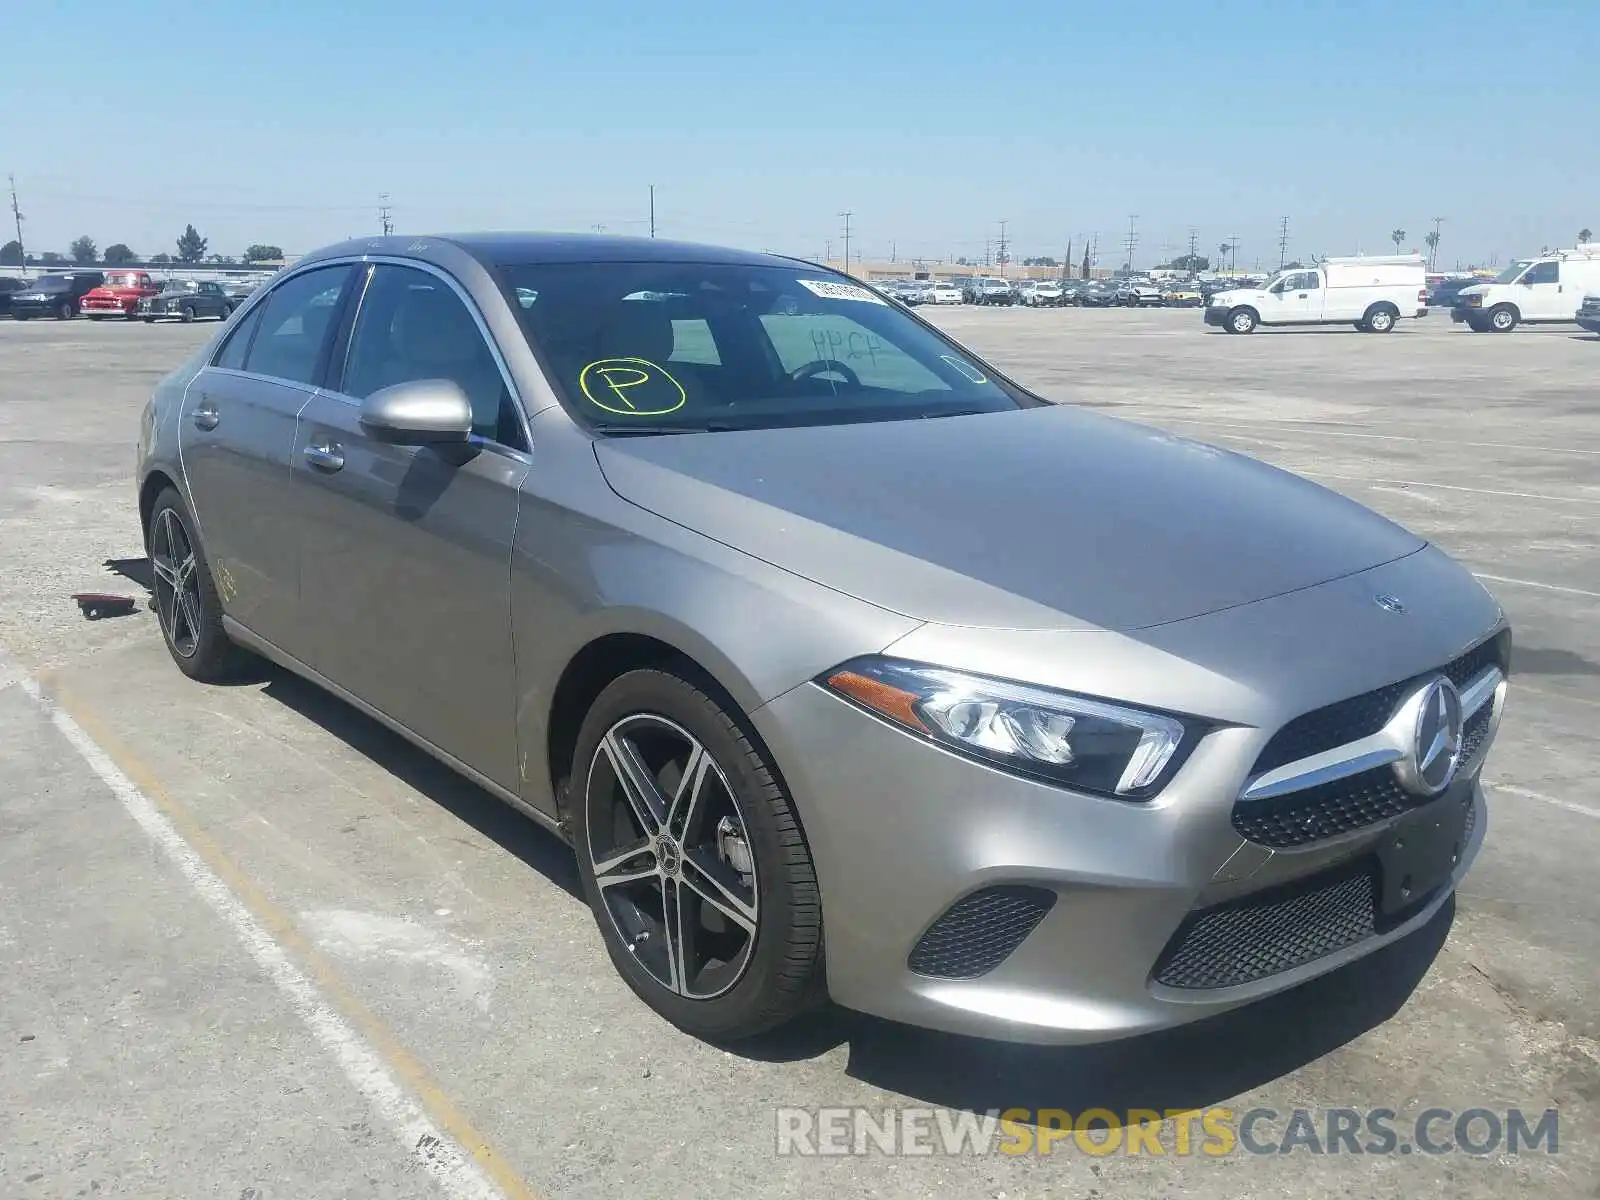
[{"left": 0, "top": 226, "right": 284, "bottom": 269}]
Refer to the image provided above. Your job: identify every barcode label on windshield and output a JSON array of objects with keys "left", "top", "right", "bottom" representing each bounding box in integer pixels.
[{"left": 797, "top": 279, "right": 886, "bottom": 305}]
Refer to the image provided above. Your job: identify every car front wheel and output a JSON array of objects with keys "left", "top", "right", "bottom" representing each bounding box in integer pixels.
[{"left": 572, "top": 667, "right": 825, "bottom": 1041}]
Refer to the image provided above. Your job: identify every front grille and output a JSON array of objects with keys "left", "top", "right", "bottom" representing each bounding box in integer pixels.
[
  {"left": 1153, "top": 865, "right": 1377, "bottom": 990},
  {"left": 1233, "top": 766, "right": 1414, "bottom": 848},
  {"left": 908, "top": 885, "right": 1056, "bottom": 980},
  {"left": 1459, "top": 703, "right": 1493, "bottom": 764},
  {"left": 1252, "top": 633, "right": 1508, "bottom": 776}
]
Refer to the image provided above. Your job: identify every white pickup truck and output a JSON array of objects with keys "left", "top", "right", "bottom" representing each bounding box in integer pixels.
[{"left": 1205, "top": 254, "right": 1427, "bottom": 334}]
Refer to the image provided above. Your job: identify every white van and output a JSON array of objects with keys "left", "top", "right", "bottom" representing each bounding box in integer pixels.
[
  {"left": 1204, "top": 254, "right": 1427, "bottom": 334},
  {"left": 1452, "top": 245, "right": 1600, "bottom": 332}
]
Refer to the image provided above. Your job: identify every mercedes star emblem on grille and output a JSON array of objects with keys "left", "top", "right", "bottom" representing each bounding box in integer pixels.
[{"left": 1397, "top": 677, "right": 1464, "bottom": 796}]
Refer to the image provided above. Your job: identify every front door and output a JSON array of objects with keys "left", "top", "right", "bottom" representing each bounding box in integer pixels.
[
  {"left": 290, "top": 262, "right": 531, "bottom": 791},
  {"left": 1267, "top": 270, "right": 1320, "bottom": 323},
  {"left": 178, "top": 264, "right": 355, "bottom": 650},
  {"left": 1516, "top": 260, "right": 1565, "bottom": 320}
]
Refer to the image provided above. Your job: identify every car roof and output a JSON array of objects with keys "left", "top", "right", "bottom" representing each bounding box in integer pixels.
[{"left": 300, "top": 232, "right": 810, "bottom": 271}]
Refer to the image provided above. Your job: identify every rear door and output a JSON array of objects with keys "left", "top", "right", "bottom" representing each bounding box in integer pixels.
[
  {"left": 178, "top": 263, "right": 356, "bottom": 652},
  {"left": 290, "top": 262, "right": 530, "bottom": 790}
]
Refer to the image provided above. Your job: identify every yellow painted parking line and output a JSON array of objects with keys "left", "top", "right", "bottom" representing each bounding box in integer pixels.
[{"left": 25, "top": 668, "right": 545, "bottom": 1200}]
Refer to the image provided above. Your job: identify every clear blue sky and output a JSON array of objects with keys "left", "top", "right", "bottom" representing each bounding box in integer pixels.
[{"left": 4, "top": 0, "right": 1596, "bottom": 268}]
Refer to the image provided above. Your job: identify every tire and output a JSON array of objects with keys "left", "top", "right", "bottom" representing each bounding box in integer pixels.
[
  {"left": 144, "top": 316, "right": 156, "bottom": 324},
  {"left": 145, "top": 487, "right": 256, "bottom": 682},
  {"left": 1363, "top": 305, "right": 1397, "bottom": 333},
  {"left": 88, "top": 314, "right": 105, "bottom": 322},
  {"left": 571, "top": 666, "right": 825, "bottom": 1041},
  {"left": 126, "top": 309, "right": 140, "bottom": 321},
  {"left": 1488, "top": 305, "right": 1517, "bottom": 333},
  {"left": 221, "top": 302, "right": 234, "bottom": 319},
  {"left": 13, "top": 313, "right": 28, "bottom": 322},
  {"left": 56, "top": 301, "right": 74, "bottom": 320},
  {"left": 1228, "top": 307, "right": 1258, "bottom": 334},
  {"left": 180, "top": 304, "right": 196, "bottom": 323}
]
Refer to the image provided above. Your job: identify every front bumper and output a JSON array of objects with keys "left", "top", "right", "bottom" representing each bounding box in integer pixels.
[
  {"left": 1575, "top": 313, "right": 1600, "bottom": 334},
  {"left": 81, "top": 299, "right": 138, "bottom": 315},
  {"left": 752, "top": 548, "right": 1504, "bottom": 1043},
  {"left": 1204, "top": 305, "right": 1229, "bottom": 326}
]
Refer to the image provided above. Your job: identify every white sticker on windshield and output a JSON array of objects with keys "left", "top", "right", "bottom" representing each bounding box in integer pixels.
[{"left": 796, "top": 278, "right": 886, "bottom": 305}]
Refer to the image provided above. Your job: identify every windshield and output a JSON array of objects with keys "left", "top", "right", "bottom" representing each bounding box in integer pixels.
[
  {"left": 33, "top": 275, "right": 71, "bottom": 290},
  {"left": 103, "top": 272, "right": 140, "bottom": 288},
  {"left": 1494, "top": 260, "right": 1532, "bottom": 284},
  {"left": 501, "top": 261, "right": 1032, "bottom": 433}
]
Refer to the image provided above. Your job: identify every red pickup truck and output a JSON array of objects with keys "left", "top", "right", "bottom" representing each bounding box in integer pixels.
[{"left": 80, "top": 270, "right": 160, "bottom": 320}]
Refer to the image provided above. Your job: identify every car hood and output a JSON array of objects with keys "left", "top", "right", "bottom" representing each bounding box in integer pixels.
[
  {"left": 1212, "top": 288, "right": 1266, "bottom": 304},
  {"left": 593, "top": 406, "right": 1425, "bottom": 631},
  {"left": 84, "top": 286, "right": 143, "bottom": 297}
]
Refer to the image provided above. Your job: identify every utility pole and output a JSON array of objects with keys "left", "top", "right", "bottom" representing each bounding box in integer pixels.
[
  {"left": 7, "top": 175, "right": 23, "bottom": 268},
  {"left": 649, "top": 185, "right": 656, "bottom": 238},
  {"left": 825, "top": 239, "right": 833, "bottom": 264},
  {"left": 378, "top": 193, "right": 394, "bottom": 237},
  {"left": 1429, "top": 216, "right": 1444, "bottom": 272},
  {"left": 839, "top": 211, "right": 853, "bottom": 276},
  {"left": 1187, "top": 226, "right": 1199, "bottom": 273},
  {"left": 1123, "top": 214, "right": 1139, "bottom": 273},
  {"left": 1277, "top": 216, "right": 1289, "bottom": 270},
  {"left": 997, "top": 219, "right": 1009, "bottom": 277},
  {"left": 1231, "top": 234, "right": 1241, "bottom": 275},
  {"left": 890, "top": 240, "right": 896, "bottom": 263}
]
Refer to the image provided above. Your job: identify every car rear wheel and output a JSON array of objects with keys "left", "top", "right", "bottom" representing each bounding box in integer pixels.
[
  {"left": 145, "top": 487, "right": 256, "bottom": 682},
  {"left": 56, "top": 301, "right": 74, "bottom": 320},
  {"left": 1363, "top": 305, "right": 1397, "bottom": 333},
  {"left": 572, "top": 667, "right": 825, "bottom": 1041},
  {"left": 221, "top": 302, "right": 234, "bottom": 319},
  {"left": 180, "top": 304, "right": 196, "bottom": 323}
]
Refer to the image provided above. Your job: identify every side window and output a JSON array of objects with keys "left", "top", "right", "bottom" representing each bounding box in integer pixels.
[
  {"left": 241, "top": 266, "right": 351, "bottom": 386},
  {"left": 213, "top": 303, "right": 266, "bottom": 371},
  {"left": 758, "top": 312, "right": 948, "bottom": 393},
  {"left": 341, "top": 265, "right": 524, "bottom": 449},
  {"left": 1295, "top": 272, "right": 1320, "bottom": 290},
  {"left": 1522, "top": 262, "right": 1558, "bottom": 285}
]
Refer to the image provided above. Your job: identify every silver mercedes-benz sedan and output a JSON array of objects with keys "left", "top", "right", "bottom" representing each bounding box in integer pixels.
[{"left": 135, "top": 233, "right": 1509, "bottom": 1044}]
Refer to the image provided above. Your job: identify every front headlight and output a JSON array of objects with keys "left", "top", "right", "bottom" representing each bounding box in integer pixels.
[
  {"left": 820, "top": 657, "right": 1195, "bottom": 799},
  {"left": 1463, "top": 293, "right": 1483, "bottom": 306}
]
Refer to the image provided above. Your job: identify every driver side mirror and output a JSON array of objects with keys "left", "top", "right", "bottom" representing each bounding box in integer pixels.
[
  {"left": 359, "top": 379, "right": 474, "bottom": 445},
  {"left": 1519, "top": 277, "right": 1535, "bottom": 286}
]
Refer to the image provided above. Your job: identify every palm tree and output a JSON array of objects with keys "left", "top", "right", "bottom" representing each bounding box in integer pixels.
[
  {"left": 1391, "top": 228, "right": 1406, "bottom": 253},
  {"left": 1580, "top": 229, "right": 1593, "bottom": 245},
  {"left": 1424, "top": 230, "right": 1440, "bottom": 271},
  {"left": 1219, "top": 241, "right": 1231, "bottom": 273}
]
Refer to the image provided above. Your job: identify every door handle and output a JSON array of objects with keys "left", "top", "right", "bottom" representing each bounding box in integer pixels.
[
  {"left": 303, "top": 442, "right": 345, "bottom": 472},
  {"left": 191, "top": 402, "right": 219, "bottom": 431}
]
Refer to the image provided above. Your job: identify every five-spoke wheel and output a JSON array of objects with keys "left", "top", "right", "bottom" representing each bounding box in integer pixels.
[{"left": 572, "top": 668, "right": 825, "bottom": 1040}]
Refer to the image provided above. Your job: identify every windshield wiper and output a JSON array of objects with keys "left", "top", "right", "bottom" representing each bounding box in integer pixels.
[{"left": 590, "top": 420, "right": 742, "bottom": 436}]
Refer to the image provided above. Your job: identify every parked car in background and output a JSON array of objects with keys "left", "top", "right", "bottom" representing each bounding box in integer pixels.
[
  {"left": 902, "top": 280, "right": 936, "bottom": 305},
  {"left": 81, "top": 269, "right": 159, "bottom": 319},
  {"left": 1576, "top": 293, "right": 1600, "bottom": 336},
  {"left": 1205, "top": 255, "right": 1427, "bottom": 334},
  {"left": 1452, "top": 245, "right": 1600, "bottom": 332},
  {"left": 1425, "top": 277, "right": 1480, "bottom": 311},
  {"left": 135, "top": 232, "right": 1508, "bottom": 1046},
  {"left": 971, "top": 277, "right": 1013, "bottom": 305},
  {"left": 141, "top": 279, "right": 235, "bottom": 322},
  {"left": 1116, "top": 280, "right": 1164, "bottom": 307},
  {"left": 8, "top": 272, "right": 105, "bottom": 320},
  {"left": 1077, "top": 280, "right": 1119, "bottom": 307},
  {"left": 1162, "top": 282, "right": 1204, "bottom": 308},
  {"left": 1016, "top": 280, "right": 1063, "bottom": 307},
  {"left": 0, "top": 276, "right": 29, "bottom": 317},
  {"left": 927, "top": 280, "right": 963, "bottom": 305}
]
